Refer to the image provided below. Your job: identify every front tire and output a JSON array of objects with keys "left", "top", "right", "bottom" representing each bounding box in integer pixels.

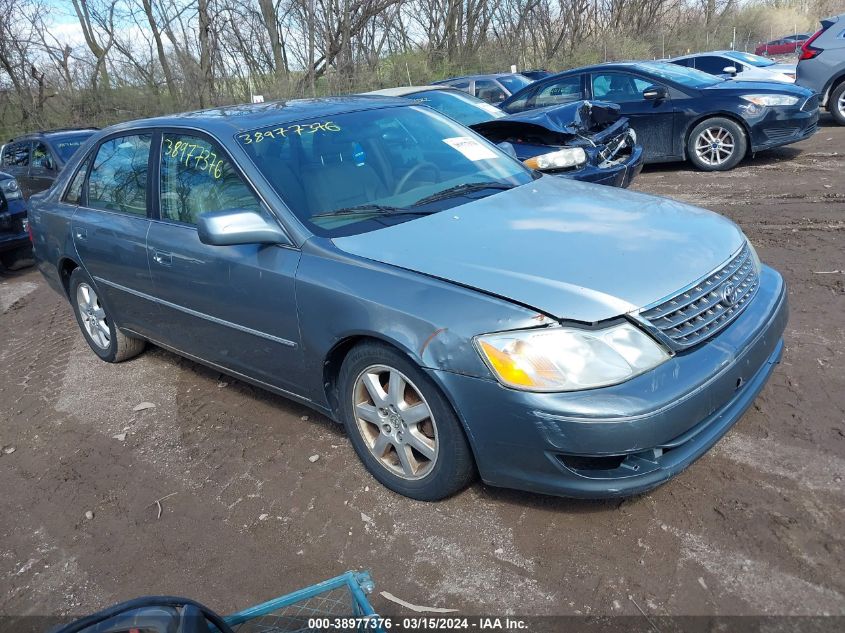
[
  {"left": 338, "top": 341, "right": 475, "bottom": 500},
  {"left": 829, "top": 82, "right": 845, "bottom": 126},
  {"left": 687, "top": 117, "right": 747, "bottom": 171},
  {"left": 69, "top": 268, "right": 145, "bottom": 363}
]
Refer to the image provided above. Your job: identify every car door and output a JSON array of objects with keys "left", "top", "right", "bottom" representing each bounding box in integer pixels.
[
  {"left": 146, "top": 130, "right": 303, "bottom": 392},
  {"left": 1, "top": 142, "right": 32, "bottom": 197},
  {"left": 29, "top": 141, "right": 59, "bottom": 195},
  {"left": 70, "top": 132, "right": 161, "bottom": 336},
  {"left": 590, "top": 71, "right": 676, "bottom": 160}
]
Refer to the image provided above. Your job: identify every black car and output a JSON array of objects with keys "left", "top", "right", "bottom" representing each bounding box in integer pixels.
[
  {"left": 0, "top": 170, "right": 30, "bottom": 269},
  {"left": 432, "top": 73, "right": 535, "bottom": 104},
  {"left": 1, "top": 128, "right": 97, "bottom": 199},
  {"left": 499, "top": 61, "right": 819, "bottom": 171},
  {"left": 366, "top": 86, "right": 643, "bottom": 187}
]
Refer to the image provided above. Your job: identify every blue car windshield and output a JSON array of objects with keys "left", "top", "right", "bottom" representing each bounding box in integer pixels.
[
  {"left": 498, "top": 74, "right": 533, "bottom": 93},
  {"left": 636, "top": 62, "right": 723, "bottom": 88},
  {"left": 723, "top": 51, "right": 775, "bottom": 68},
  {"left": 237, "top": 105, "right": 533, "bottom": 237},
  {"left": 52, "top": 132, "right": 95, "bottom": 162},
  {"left": 409, "top": 89, "right": 507, "bottom": 127}
]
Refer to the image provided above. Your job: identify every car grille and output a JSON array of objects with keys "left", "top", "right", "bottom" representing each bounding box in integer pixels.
[
  {"left": 801, "top": 95, "right": 819, "bottom": 112},
  {"left": 637, "top": 243, "right": 759, "bottom": 350}
]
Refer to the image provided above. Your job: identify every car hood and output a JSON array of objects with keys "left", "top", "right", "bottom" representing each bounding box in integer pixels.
[
  {"left": 332, "top": 176, "right": 745, "bottom": 322},
  {"left": 469, "top": 101, "right": 623, "bottom": 145},
  {"left": 704, "top": 79, "right": 811, "bottom": 96}
]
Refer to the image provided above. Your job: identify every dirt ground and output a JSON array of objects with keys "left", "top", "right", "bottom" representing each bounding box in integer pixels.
[{"left": 1, "top": 116, "right": 844, "bottom": 622}]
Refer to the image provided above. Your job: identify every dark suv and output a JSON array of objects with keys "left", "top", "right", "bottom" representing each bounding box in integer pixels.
[
  {"left": 0, "top": 169, "right": 29, "bottom": 269},
  {"left": 0, "top": 128, "right": 97, "bottom": 199}
]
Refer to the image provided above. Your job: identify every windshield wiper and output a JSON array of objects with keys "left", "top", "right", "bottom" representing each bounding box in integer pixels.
[
  {"left": 311, "top": 204, "right": 435, "bottom": 219},
  {"left": 411, "top": 181, "right": 515, "bottom": 207}
]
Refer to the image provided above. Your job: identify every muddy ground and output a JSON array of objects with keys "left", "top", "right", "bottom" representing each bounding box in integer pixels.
[{"left": 1, "top": 116, "right": 843, "bottom": 622}]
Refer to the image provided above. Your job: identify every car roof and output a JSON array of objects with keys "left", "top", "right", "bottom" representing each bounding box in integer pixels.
[
  {"left": 434, "top": 73, "right": 524, "bottom": 82},
  {"left": 9, "top": 128, "right": 98, "bottom": 143},
  {"left": 364, "top": 86, "right": 457, "bottom": 97},
  {"left": 98, "top": 96, "right": 410, "bottom": 137}
]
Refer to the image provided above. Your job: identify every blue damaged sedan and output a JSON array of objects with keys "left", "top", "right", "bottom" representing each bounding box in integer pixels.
[{"left": 29, "top": 97, "right": 787, "bottom": 500}]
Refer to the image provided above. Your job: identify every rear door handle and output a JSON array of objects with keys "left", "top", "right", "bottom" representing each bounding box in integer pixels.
[
  {"left": 74, "top": 226, "right": 87, "bottom": 240},
  {"left": 152, "top": 250, "right": 172, "bottom": 266}
]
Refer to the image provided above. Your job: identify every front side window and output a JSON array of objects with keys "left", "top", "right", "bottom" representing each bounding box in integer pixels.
[
  {"left": 236, "top": 105, "right": 533, "bottom": 238},
  {"left": 474, "top": 79, "right": 507, "bottom": 103},
  {"left": 88, "top": 134, "right": 151, "bottom": 216},
  {"left": 159, "top": 133, "right": 261, "bottom": 225},
  {"left": 532, "top": 76, "right": 583, "bottom": 107},
  {"left": 692, "top": 56, "right": 734, "bottom": 75},
  {"left": 497, "top": 74, "right": 532, "bottom": 94},
  {"left": 592, "top": 73, "right": 654, "bottom": 102},
  {"left": 31, "top": 143, "right": 55, "bottom": 170},
  {"left": 1, "top": 142, "right": 30, "bottom": 167}
]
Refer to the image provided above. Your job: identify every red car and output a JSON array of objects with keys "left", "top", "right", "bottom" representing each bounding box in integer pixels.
[{"left": 755, "top": 34, "right": 811, "bottom": 56}]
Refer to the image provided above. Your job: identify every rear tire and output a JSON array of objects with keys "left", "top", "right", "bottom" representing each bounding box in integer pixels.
[
  {"left": 69, "top": 268, "right": 145, "bottom": 363},
  {"left": 687, "top": 117, "right": 747, "bottom": 171},
  {"left": 829, "top": 82, "right": 845, "bottom": 126},
  {"left": 338, "top": 341, "right": 475, "bottom": 500}
]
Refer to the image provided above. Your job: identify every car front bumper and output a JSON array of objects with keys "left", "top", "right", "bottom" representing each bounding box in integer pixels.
[
  {"left": 431, "top": 264, "right": 787, "bottom": 498},
  {"left": 0, "top": 199, "right": 30, "bottom": 254},
  {"left": 749, "top": 101, "right": 819, "bottom": 152},
  {"left": 562, "top": 142, "right": 644, "bottom": 188}
]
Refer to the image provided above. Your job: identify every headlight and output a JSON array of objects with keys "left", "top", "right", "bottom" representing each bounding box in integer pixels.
[
  {"left": 0, "top": 177, "right": 22, "bottom": 201},
  {"left": 475, "top": 322, "right": 670, "bottom": 392},
  {"left": 523, "top": 147, "right": 587, "bottom": 171},
  {"left": 741, "top": 94, "right": 799, "bottom": 107}
]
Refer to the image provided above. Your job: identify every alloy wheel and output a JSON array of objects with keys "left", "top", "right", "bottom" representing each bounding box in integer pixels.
[
  {"left": 694, "top": 126, "right": 736, "bottom": 167},
  {"left": 838, "top": 91, "right": 845, "bottom": 117},
  {"left": 352, "top": 364, "right": 438, "bottom": 480},
  {"left": 76, "top": 283, "right": 110, "bottom": 350}
]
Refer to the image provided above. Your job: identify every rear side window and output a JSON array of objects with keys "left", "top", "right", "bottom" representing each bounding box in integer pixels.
[
  {"left": 474, "top": 79, "right": 507, "bottom": 103},
  {"left": 88, "top": 134, "right": 151, "bottom": 216},
  {"left": 1, "top": 142, "right": 30, "bottom": 167},
  {"left": 592, "top": 73, "right": 652, "bottom": 102},
  {"left": 159, "top": 133, "right": 261, "bottom": 225},
  {"left": 533, "top": 76, "right": 583, "bottom": 107}
]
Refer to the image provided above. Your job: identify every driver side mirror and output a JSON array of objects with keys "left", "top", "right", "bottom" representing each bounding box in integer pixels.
[
  {"left": 723, "top": 66, "right": 738, "bottom": 76},
  {"left": 198, "top": 209, "right": 290, "bottom": 246},
  {"left": 642, "top": 85, "right": 668, "bottom": 101}
]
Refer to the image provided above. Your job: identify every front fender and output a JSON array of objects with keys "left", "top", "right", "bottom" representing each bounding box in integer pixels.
[{"left": 294, "top": 238, "right": 547, "bottom": 409}]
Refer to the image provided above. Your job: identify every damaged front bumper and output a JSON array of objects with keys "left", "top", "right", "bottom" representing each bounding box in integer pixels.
[{"left": 429, "top": 265, "right": 787, "bottom": 499}]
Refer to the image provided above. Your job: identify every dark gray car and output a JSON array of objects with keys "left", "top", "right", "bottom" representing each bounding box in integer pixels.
[
  {"left": 29, "top": 98, "right": 787, "bottom": 501},
  {"left": 796, "top": 13, "right": 845, "bottom": 124},
  {"left": 1, "top": 129, "right": 97, "bottom": 199}
]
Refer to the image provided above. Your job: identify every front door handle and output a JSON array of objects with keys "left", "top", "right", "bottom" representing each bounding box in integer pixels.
[
  {"left": 74, "top": 226, "right": 87, "bottom": 240},
  {"left": 152, "top": 250, "right": 172, "bottom": 266}
]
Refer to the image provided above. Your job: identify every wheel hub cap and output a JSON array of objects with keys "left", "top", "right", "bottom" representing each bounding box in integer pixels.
[{"left": 352, "top": 365, "right": 438, "bottom": 480}]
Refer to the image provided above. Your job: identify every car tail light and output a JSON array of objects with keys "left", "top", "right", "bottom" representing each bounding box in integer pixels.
[
  {"left": 27, "top": 218, "right": 33, "bottom": 242},
  {"left": 800, "top": 29, "right": 824, "bottom": 60}
]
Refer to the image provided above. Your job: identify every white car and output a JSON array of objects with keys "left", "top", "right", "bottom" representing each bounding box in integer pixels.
[{"left": 670, "top": 50, "right": 796, "bottom": 83}]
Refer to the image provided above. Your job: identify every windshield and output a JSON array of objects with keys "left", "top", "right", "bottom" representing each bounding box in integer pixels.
[
  {"left": 52, "top": 133, "right": 95, "bottom": 162},
  {"left": 237, "top": 105, "right": 533, "bottom": 238},
  {"left": 409, "top": 90, "right": 506, "bottom": 127},
  {"left": 498, "top": 74, "right": 533, "bottom": 93},
  {"left": 636, "top": 62, "right": 722, "bottom": 88},
  {"left": 723, "top": 51, "right": 775, "bottom": 68}
]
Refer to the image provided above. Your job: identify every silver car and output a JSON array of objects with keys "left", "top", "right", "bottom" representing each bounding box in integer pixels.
[
  {"left": 29, "top": 97, "right": 788, "bottom": 500},
  {"left": 797, "top": 13, "right": 845, "bottom": 124}
]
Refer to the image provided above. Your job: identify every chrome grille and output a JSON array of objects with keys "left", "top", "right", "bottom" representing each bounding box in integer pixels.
[{"left": 638, "top": 243, "right": 759, "bottom": 350}]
